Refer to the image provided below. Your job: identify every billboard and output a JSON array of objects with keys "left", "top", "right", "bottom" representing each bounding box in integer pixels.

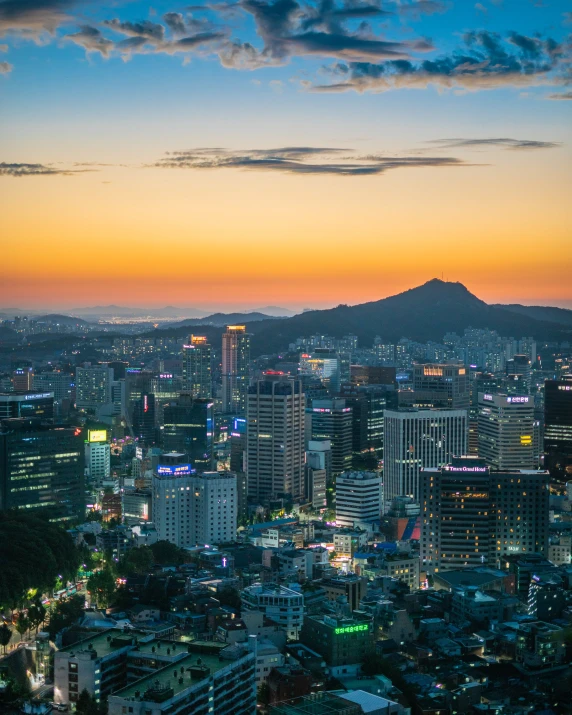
[
  {"left": 157, "top": 464, "right": 192, "bottom": 476},
  {"left": 88, "top": 430, "right": 107, "bottom": 443}
]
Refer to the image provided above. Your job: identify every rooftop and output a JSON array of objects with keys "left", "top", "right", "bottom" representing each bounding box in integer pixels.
[{"left": 112, "top": 642, "right": 241, "bottom": 701}]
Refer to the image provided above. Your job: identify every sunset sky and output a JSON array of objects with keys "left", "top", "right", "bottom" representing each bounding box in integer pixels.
[{"left": 1, "top": 0, "right": 571, "bottom": 311}]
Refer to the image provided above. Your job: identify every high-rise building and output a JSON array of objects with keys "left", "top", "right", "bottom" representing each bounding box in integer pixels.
[
  {"left": 162, "top": 393, "right": 214, "bottom": 470},
  {"left": 478, "top": 393, "right": 535, "bottom": 470},
  {"left": 246, "top": 374, "right": 305, "bottom": 502},
  {"left": 221, "top": 325, "right": 250, "bottom": 415},
  {"left": 85, "top": 428, "right": 111, "bottom": 485},
  {"left": 420, "top": 456, "right": 549, "bottom": 573},
  {"left": 506, "top": 355, "right": 532, "bottom": 394},
  {"left": 229, "top": 416, "right": 248, "bottom": 518},
  {"left": 411, "top": 363, "right": 470, "bottom": 411},
  {"left": 350, "top": 365, "right": 396, "bottom": 387},
  {"left": 383, "top": 409, "right": 468, "bottom": 502},
  {"left": 0, "top": 418, "right": 85, "bottom": 521},
  {"left": 305, "top": 439, "right": 331, "bottom": 509},
  {"left": 152, "top": 455, "right": 237, "bottom": 547},
  {"left": 0, "top": 391, "right": 54, "bottom": 421},
  {"left": 544, "top": 378, "right": 572, "bottom": 479},
  {"left": 12, "top": 367, "right": 34, "bottom": 391},
  {"left": 182, "top": 335, "right": 212, "bottom": 398},
  {"left": 309, "top": 399, "right": 353, "bottom": 476},
  {"left": 131, "top": 392, "right": 157, "bottom": 445},
  {"left": 33, "top": 372, "right": 74, "bottom": 402},
  {"left": 335, "top": 471, "right": 383, "bottom": 529},
  {"left": 340, "top": 385, "right": 387, "bottom": 456},
  {"left": 75, "top": 364, "right": 114, "bottom": 410}
]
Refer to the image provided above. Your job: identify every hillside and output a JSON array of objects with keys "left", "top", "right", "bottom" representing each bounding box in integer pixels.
[{"left": 493, "top": 304, "right": 572, "bottom": 326}]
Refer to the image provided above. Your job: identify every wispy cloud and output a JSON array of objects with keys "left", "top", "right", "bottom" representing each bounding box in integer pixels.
[
  {"left": 0, "top": 161, "right": 94, "bottom": 176},
  {"left": 149, "top": 146, "right": 469, "bottom": 175},
  {"left": 547, "top": 91, "right": 572, "bottom": 100},
  {"left": 428, "top": 137, "right": 561, "bottom": 150}
]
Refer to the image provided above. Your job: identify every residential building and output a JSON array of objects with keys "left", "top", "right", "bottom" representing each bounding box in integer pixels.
[
  {"left": 75, "top": 364, "right": 114, "bottom": 411},
  {"left": 241, "top": 584, "right": 304, "bottom": 640}
]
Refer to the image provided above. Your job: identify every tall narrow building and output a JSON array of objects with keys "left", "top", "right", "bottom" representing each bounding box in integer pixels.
[
  {"left": 309, "top": 398, "right": 353, "bottom": 476},
  {"left": 221, "top": 325, "right": 250, "bottom": 415},
  {"left": 383, "top": 408, "right": 468, "bottom": 502},
  {"left": 478, "top": 392, "right": 535, "bottom": 470},
  {"left": 246, "top": 373, "right": 305, "bottom": 502},
  {"left": 162, "top": 393, "right": 214, "bottom": 470},
  {"left": 182, "top": 335, "right": 212, "bottom": 398}
]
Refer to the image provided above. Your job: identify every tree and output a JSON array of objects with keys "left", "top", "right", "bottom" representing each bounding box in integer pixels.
[
  {"left": 118, "top": 546, "right": 154, "bottom": 575},
  {"left": 87, "top": 568, "right": 116, "bottom": 608},
  {"left": 0, "top": 622, "right": 12, "bottom": 653},
  {"left": 257, "top": 682, "right": 271, "bottom": 707},
  {"left": 28, "top": 598, "right": 47, "bottom": 633},
  {"left": 48, "top": 594, "right": 85, "bottom": 640},
  {"left": 149, "top": 540, "right": 185, "bottom": 565},
  {"left": 217, "top": 587, "right": 242, "bottom": 612},
  {"left": 76, "top": 688, "right": 106, "bottom": 715},
  {"left": 15, "top": 612, "right": 30, "bottom": 640}
]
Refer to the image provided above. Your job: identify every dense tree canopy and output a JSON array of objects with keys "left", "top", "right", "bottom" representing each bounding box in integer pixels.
[{"left": 0, "top": 511, "right": 81, "bottom": 609}]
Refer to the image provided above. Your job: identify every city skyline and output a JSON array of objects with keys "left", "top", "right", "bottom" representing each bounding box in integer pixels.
[{"left": 1, "top": 0, "right": 571, "bottom": 309}]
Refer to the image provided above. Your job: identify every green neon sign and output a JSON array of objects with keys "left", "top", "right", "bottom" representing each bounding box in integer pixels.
[{"left": 334, "top": 624, "right": 369, "bottom": 634}]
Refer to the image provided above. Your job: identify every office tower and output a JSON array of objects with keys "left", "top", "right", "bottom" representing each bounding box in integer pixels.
[
  {"left": 0, "top": 391, "right": 54, "bottom": 420},
  {"left": 33, "top": 372, "right": 73, "bottom": 402},
  {"left": 544, "top": 378, "right": 572, "bottom": 479},
  {"left": 306, "top": 439, "right": 332, "bottom": 479},
  {"left": 412, "top": 363, "right": 470, "bottom": 411},
  {"left": 246, "top": 374, "right": 305, "bottom": 501},
  {"left": 383, "top": 408, "right": 468, "bottom": 502},
  {"left": 300, "top": 348, "right": 348, "bottom": 392},
  {"left": 478, "top": 393, "right": 535, "bottom": 470},
  {"left": 132, "top": 392, "right": 157, "bottom": 445},
  {"left": 350, "top": 365, "right": 396, "bottom": 387},
  {"left": 230, "top": 416, "right": 248, "bottom": 518},
  {"left": 309, "top": 399, "right": 353, "bottom": 476},
  {"left": 506, "top": 354, "right": 532, "bottom": 394},
  {"left": 340, "top": 385, "right": 387, "bottom": 456},
  {"left": 162, "top": 393, "right": 214, "bottom": 470},
  {"left": 335, "top": 471, "right": 383, "bottom": 529},
  {"left": 85, "top": 428, "right": 111, "bottom": 485},
  {"left": 0, "top": 418, "right": 85, "bottom": 521},
  {"left": 305, "top": 440, "right": 330, "bottom": 509},
  {"left": 221, "top": 325, "right": 250, "bottom": 415},
  {"left": 152, "top": 455, "right": 237, "bottom": 547},
  {"left": 182, "top": 335, "right": 212, "bottom": 398},
  {"left": 12, "top": 367, "right": 34, "bottom": 391},
  {"left": 420, "top": 457, "right": 549, "bottom": 573},
  {"left": 75, "top": 363, "right": 114, "bottom": 410}
]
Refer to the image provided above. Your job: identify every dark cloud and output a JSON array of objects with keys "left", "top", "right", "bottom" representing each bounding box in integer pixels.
[
  {"left": 150, "top": 146, "right": 469, "bottom": 176},
  {"left": 547, "top": 91, "right": 572, "bottom": 100},
  {"left": 66, "top": 25, "right": 114, "bottom": 56},
  {"left": 103, "top": 19, "right": 166, "bottom": 42},
  {"left": 309, "top": 29, "right": 570, "bottom": 91},
  {"left": 0, "top": 58, "right": 11, "bottom": 72},
  {"left": 429, "top": 138, "right": 561, "bottom": 150},
  {"left": 163, "top": 12, "right": 186, "bottom": 35},
  {"left": 0, "top": 161, "right": 93, "bottom": 176},
  {"left": 0, "top": 0, "right": 78, "bottom": 35}
]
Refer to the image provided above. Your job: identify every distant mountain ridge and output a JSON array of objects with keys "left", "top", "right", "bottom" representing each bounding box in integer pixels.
[{"left": 493, "top": 304, "right": 572, "bottom": 326}]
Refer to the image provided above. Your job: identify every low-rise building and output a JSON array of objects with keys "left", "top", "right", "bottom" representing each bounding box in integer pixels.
[
  {"left": 241, "top": 583, "right": 305, "bottom": 640},
  {"left": 299, "top": 614, "right": 374, "bottom": 675}
]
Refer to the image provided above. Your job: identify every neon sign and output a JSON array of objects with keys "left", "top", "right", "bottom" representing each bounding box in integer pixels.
[
  {"left": 157, "top": 464, "right": 192, "bottom": 475},
  {"left": 334, "top": 624, "right": 369, "bottom": 634},
  {"left": 507, "top": 396, "right": 529, "bottom": 403}
]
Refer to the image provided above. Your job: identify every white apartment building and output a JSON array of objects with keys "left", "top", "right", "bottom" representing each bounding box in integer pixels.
[{"left": 241, "top": 583, "right": 305, "bottom": 640}]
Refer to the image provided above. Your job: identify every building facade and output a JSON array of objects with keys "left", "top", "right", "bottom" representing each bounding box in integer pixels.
[
  {"left": 221, "top": 325, "right": 250, "bottom": 415},
  {"left": 182, "top": 335, "right": 212, "bottom": 398},
  {"left": 478, "top": 392, "right": 535, "bottom": 470}
]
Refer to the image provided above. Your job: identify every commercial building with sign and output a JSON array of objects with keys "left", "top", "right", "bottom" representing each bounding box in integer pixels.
[
  {"left": 85, "top": 430, "right": 111, "bottom": 485},
  {"left": 182, "top": 335, "right": 212, "bottom": 398},
  {"left": 0, "top": 391, "right": 54, "bottom": 420},
  {"left": 478, "top": 392, "right": 535, "bottom": 470},
  {"left": 544, "top": 378, "right": 572, "bottom": 479},
  {"left": 152, "top": 454, "right": 237, "bottom": 547},
  {"left": 420, "top": 457, "right": 549, "bottom": 573},
  {"left": 299, "top": 614, "right": 374, "bottom": 673}
]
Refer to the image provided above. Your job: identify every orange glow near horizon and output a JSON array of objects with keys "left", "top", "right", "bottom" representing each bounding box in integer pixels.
[{"left": 2, "top": 148, "right": 571, "bottom": 310}]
